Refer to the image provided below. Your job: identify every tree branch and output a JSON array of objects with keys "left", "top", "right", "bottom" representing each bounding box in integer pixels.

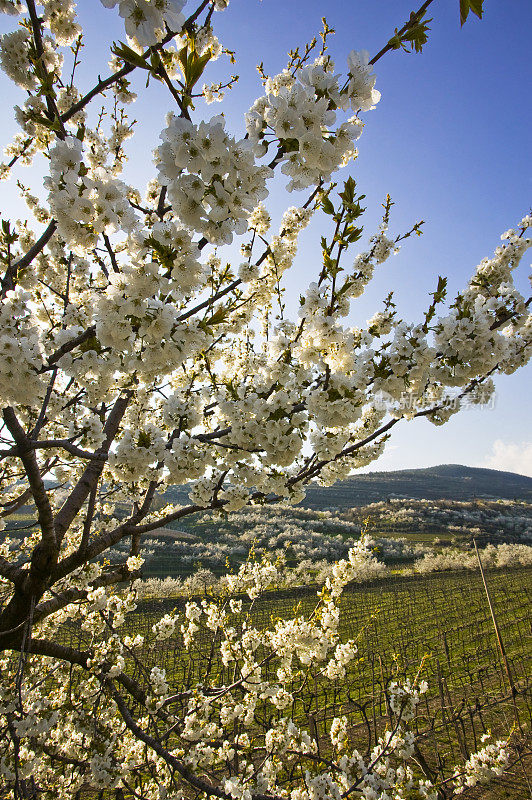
[
  {"left": 53, "top": 392, "right": 132, "bottom": 545},
  {"left": 0, "top": 557, "right": 25, "bottom": 586},
  {"left": 59, "top": 0, "right": 212, "bottom": 125},
  {"left": 53, "top": 479, "right": 159, "bottom": 582},
  {"left": 2, "top": 408, "right": 56, "bottom": 552},
  {"left": 43, "top": 325, "right": 97, "bottom": 369},
  {"left": 32, "top": 566, "right": 130, "bottom": 624},
  {"left": 369, "top": 0, "right": 436, "bottom": 65},
  {"left": 4, "top": 636, "right": 148, "bottom": 707},
  {"left": 1, "top": 220, "right": 57, "bottom": 298}
]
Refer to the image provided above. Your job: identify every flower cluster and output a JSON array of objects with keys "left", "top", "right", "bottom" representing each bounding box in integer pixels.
[
  {"left": 246, "top": 56, "right": 371, "bottom": 191},
  {"left": 0, "top": 1, "right": 26, "bottom": 15},
  {"left": 45, "top": 136, "right": 138, "bottom": 252},
  {"left": 453, "top": 735, "right": 510, "bottom": 794},
  {"left": 388, "top": 678, "right": 428, "bottom": 722},
  {"left": 100, "top": 0, "right": 186, "bottom": 47},
  {"left": 156, "top": 114, "right": 273, "bottom": 243},
  {"left": 0, "top": 287, "right": 45, "bottom": 407},
  {"left": 345, "top": 49, "right": 381, "bottom": 111},
  {"left": 165, "top": 546, "right": 435, "bottom": 800},
  {"left": 0, "top": 27, "right": 61, "bottom": 90},
  {"left": 41, "top": 0, "right": 81, "bottom": 45}
]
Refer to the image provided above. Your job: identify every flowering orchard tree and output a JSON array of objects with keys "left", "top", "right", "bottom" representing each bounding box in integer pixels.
[{"left": 0, "top": 0, "right": 529, "bottom": 797}]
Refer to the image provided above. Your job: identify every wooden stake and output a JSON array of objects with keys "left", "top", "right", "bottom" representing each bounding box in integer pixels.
[{"left": 473, "top": 538, "right": 521, "bottom": 731}]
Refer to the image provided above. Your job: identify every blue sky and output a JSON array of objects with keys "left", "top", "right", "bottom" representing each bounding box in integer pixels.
[{"left": 1, "top": 0, "right": 531, "bottom": 475}]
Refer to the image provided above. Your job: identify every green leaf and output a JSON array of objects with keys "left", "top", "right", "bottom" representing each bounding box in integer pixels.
[
  {"left": 391, "top": 17, "right": 432, "bottom": 54},
  {"left": 178, "top": 44, "right": 189, "bottom": 73},
  {"left": 339, "top": 176, "right": 356, "bottom": 204},
  {"left": 1, "top": 219, "right": 18, "bottom": 245},
  {"left": 205, "top": 307, "right": 227, "bottom": 326},
  {"left": 111, "top": 42, "right": 150, "bottom": 70},
  {"left": 460, "top": 0, "right": 484, "bottom": 26},
  {"left": 346, "top": 227, "right": 363, "bottom": 244},
  {"left": 387, "top": 33, "right": 403, "bottom": 50},
  {"left": 433, "top": 275, "right": 448, "bottom": 301},
  {"left": 323, "top": 253, "right": 339, "bottom": 276},
  {"left": 321, "top": 196, "right": 335, "bottom": 216},
  {"left": 177, "top": 46, "right": 211, "bottom": 88},
  {"left": 27, "top": 113, "right": 61, "bottom": 132},
  {"left": 150, "top": 51, "right": 161, "bottom": 71},
  {"left": 188, "top": 51, "right": 211, "bottom": 88},
  {"left": 405, "top": 19, "right": 431, "bottom": 53}
]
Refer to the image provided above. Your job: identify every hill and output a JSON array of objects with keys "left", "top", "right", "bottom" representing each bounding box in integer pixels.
[
  {"left": 302, "top": 464, "right": 532, "bottom": 508},
  {"left": 159, "top": 464, "right": 532, "bottom": 511}
]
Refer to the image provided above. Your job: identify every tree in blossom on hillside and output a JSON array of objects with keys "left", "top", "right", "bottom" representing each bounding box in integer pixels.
[{"left": 0, "top": 0, "right": 527, "bottom": 797}]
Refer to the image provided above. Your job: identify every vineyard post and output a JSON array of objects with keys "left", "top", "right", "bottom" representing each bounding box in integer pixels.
[{"left": 472, "top": 538, "right": 521, "bottom": 731}]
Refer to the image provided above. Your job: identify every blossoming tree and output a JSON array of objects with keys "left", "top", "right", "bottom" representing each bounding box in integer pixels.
[{"left": 0, "top": 0, "right": 529, "bottom": 797}]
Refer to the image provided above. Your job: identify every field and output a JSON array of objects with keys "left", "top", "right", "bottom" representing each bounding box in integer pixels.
[
  {"left": 6, "top": 481, "right": 531, "bottom": 795},
  {"left": 6, "top": 489, "right": 531, "bottom": 582},
  {"left": 124, "top": 499, "right": 532, "bottom": 582},
  {"left": 65, "top": 565, "right": 532, "bottom": 798}
]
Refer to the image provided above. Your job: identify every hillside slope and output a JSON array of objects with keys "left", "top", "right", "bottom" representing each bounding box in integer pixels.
[
  {"left": 302, "top": 464, "right": 532, "bottom": 508},
  {"left": 159, "top": 465, "right": 532, "bottom": 510}
]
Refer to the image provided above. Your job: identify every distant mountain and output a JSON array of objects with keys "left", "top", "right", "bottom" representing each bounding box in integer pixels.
[
  {"left": 159, "top": 465, "right": 532, "bottom": 511},
  {"left": 302, "top": 465, "right": 532, "bottom": 509}
]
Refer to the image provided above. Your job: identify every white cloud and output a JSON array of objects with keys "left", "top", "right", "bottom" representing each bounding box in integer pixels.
[{"left": 481, "top": 440, "right": 532, "bottom": 478}]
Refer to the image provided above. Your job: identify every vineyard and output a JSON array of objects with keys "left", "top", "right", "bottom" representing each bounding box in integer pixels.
[
  {"left": 7, "top": 491, "right": 532, "bottom": 795},
  {"left": 64, "top": 566, "right": 532, "bottom": 798}
]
